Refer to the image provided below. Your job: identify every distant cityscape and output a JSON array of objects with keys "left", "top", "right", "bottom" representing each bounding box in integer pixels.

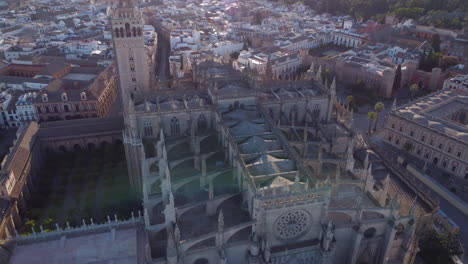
[{"left": 0, "top": 0, "right": 466, "bottom": 263}]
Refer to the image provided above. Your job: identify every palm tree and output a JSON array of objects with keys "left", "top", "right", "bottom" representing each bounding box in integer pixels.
[
  {"left": 367, "top": 111, "right": 377, "bottom": 135},
  {"left": 374, "top": 102, "right": 385, "bottom": 131},
  {"left": 410, "top": 84, "right": 419, "bottom": 99},
  {"left": 346, "top": 95, "right": 353, "bottom": 110}
]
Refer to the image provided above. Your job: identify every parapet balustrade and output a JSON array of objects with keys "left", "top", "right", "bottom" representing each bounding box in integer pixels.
[{"left": 10, "top": 211, "right": 144, "bottom": 243}]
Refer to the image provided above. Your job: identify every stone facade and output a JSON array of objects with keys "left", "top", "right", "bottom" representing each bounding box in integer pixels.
[
  {"left": 0, "top": 123, "right": 43, "bottom": 240},
  {"left": 33, "top": 64, "right": 118, "bottom": 122},
  {"left": 108, "top": 4, "right": 435, "bottom": 264},
  {"left": 114, "top": 35, "right": 431, "bottom": 264},
  {"left": 383, "top": 89, "right": 468, "bottom": 179},
  {"left": 331, "top": 31, "right": 363, "bottom": 48}
]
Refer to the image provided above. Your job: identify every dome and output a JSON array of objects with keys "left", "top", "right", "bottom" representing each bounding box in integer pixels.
[
  {"left": 428, "top": 121, "right": 444, "bottom": 131},
  {"left": 399, "top": 110, "right": 414, "bottom": 119},
  {"left": 409, "top": 106, "right": 422, "bottom": 113},
  {"left": 457, "top": 132, "right": 468, "bottom": 141},
  {"left": 413, "top": 114, "right": 428, "bottom": 125},
  {"left": 416, "top": 102, "right": 429, "bottom": 109}
]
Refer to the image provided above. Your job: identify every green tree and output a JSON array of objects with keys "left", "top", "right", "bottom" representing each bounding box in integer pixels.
[
  {"left": 431, "top": 34, "right": 441, "bottom": 52},
  {"left": 230, "top": 51, "right": 240, "bottom": 60},
  {"left": 367, "top": 111, "right": 377, "bottom": 134},
  {"left": 25, "top": 219, "right": 38, "bottom": 233},
  {"left": 42, "top": 218, "right": 55, "bottom": 232},
  {"left": 374, "top": 102, "right": 385, "bottom": 131},
  {"left": 410, "top": 84, "right": 419, "bottom": 98},
  {"left": 419, "top": 230, "right": 463, "bottom": 264},
  {"left": 321, "top": 69, "right": 331, "bottom": 84},
  {"left": 440, "top": 56, "right": 458, "bottom": 70},
  {"left": 393, "top": 64, "right": 402, "bottom": 92}
]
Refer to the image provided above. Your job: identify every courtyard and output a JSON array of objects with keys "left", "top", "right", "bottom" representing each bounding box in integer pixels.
[
  {"left": 23, "top": 143, "right": 141, "bottom": 233},
  {"left": 308, "top": 44, "right": 349, "bottom": 58}
]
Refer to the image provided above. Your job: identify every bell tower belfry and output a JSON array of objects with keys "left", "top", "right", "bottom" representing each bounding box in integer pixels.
[{"left": 111, "top": 0, "right": 150, "bottom": 111}]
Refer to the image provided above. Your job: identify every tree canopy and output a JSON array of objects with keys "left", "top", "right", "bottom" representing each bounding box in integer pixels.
[
  {"left": 419, "top": 230, "right": 463, "bottom": 264},
  {"left": 313, "top": 0, "right": 467, "bottom": 29}
]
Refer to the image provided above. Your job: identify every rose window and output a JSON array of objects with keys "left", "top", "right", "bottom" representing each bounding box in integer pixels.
[{"left": 274, "top": 209, "right": 311, "bottom": 240}]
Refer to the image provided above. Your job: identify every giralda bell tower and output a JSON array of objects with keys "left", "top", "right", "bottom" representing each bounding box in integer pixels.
[
  {"left": 111, "top": 0, "right": 150, "bottom": 110},
  {"left": 111, "top": 0, "right": 150, "bottom": 193}
]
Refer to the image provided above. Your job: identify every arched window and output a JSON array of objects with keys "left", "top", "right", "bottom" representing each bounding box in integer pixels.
[
  {"left": 290, "top": 105, "right": 298, "bottom": 123},
  {"left": 132, "top": 27, "right": 137, "bottom": 37},
  {"left": 198, "top": 114, "right": 207, "bottom": 133},
  {"left": 363, "top": 227, "right": 376, "bottom": 239},
  {"left": 120, "top": 27, "right": 124, "bottom": 38},
  {"left": 137, "top": 27, "right": 142, "bottom": 36},
  {"left": 125, "top": 23, "right": 131, "bottom": 37},
  {"left": 144, "top": 122, "right": 153, "bottom": 137},
  {"left": 459, "top": 112, "right": 467, "bottom": 124},
  {"left": 171, "top": 117, "right": 180, "bottom": 135},
  {"left": 114, "top": 27, "right": 119, "bottom": 38},
  {"left": 312, "top": 104, "right": 320, "bottom": 119}
]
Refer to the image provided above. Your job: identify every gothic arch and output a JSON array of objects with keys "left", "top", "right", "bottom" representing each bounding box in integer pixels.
[
  {"left": 186, "top": 237, "right": 215, "bottom": 253},
  {"left": 312, "top": 104, "right": 320, "bottom": 120},
  {"left": 363, "top": 227, "right": 376, "bottom": 239},
  {"left": 328, "top": 212, "right": 352, "bottom": 224},
  {"left": 197, "top": 114, "right": 207, "bottom": 133},
  {"left": 150, "top": 202, "right": 165, "bottom": 225},
  {"left": 459, "top": 112, "right": 466, "bottom": 124},
  {"left": 268, "top": 108, "right": 274, "bottom": 119},
  {"left": 125, "top": 23, "right": 131, "bottom": 37},
  {"left": 226, "top": 225, "right": 251, "bottom": 243},
  {"left": 171, "top": 117, "right": 180, "bottom": 135},
  {"left": 290, "top": 105, "right": 298, "bottom": 123},
  {"left": 362, "top": 211, "right": 385, "bottom": 220}
]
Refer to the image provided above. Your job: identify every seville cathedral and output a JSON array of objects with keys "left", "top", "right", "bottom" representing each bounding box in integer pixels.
[{"left": 111, "top": 1, "right": 434, "bottom": 264}]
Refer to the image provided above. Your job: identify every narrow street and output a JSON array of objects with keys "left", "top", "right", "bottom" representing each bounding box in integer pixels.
[
  {"left": 148, "top": 15, "right": 170, "bottom": 88},
  {"left": 156, "top": 36, "right": 169, "bottom": 83}
]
